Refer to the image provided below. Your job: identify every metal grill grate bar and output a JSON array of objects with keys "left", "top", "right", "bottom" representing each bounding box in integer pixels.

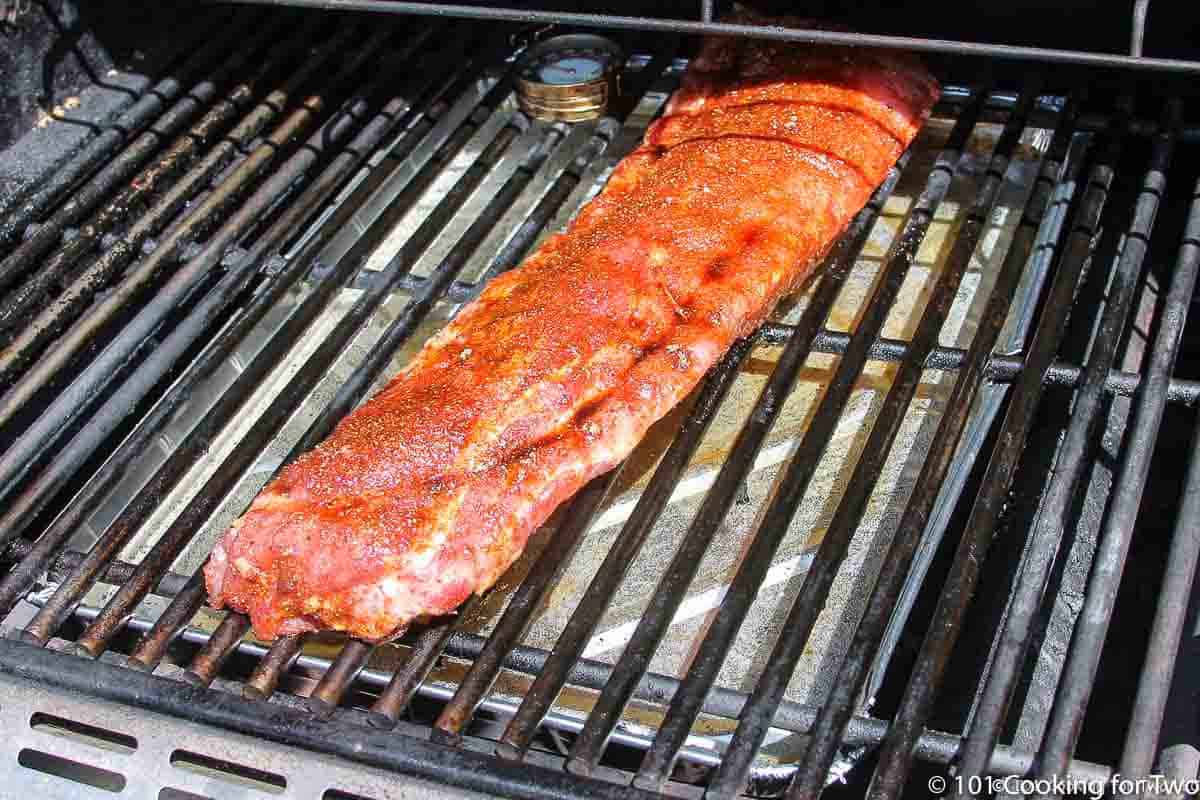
[
  {"left": 127, "top": 572, "right": 206, "bottom": 671},
  {"left": 0, "top": 34, "right": 471, "bottom": 628},
  {"left": 0, "top": 9, "right": 266, "bottom": 301},
  {"left": 298, "top": 106, "right": 625, "bottom": 720},
  {"left": 0, "top": 25, "right": 436, "bottom": 577},
  {"left": 183, "top": 609, "right": 253, "bottom": 687},
  {"left": 368, "top": 594, "right": 484, "bottom": 727},
  {"left": 864, "top": 98, "right": 1135, "bottom": 800},
  {"left": 425, "top": 47, "right": 681, "bottom": 747},
  {"left": 16, "top": 30, "right": 506, "bottom": 649},
  {"left": 956, "top": 99, "right": 1181, "bottom": 796},
  {"left": 0, "top": 15, "right": 339, "bottom": 415},
  {"left": 773, "top": 90, "right": 1086, "bottom": 800},
  {"left": 0, "top": 20, "right": 363, "bottom": 528},
  {"left": 495, "top": 336, "right": 753, "bottom": 761},
  {"left": 701, "top": 82, "right": 1040, "bottom": 800},
  {"left": 1033, "top": 117, "right": 1193, "bottom": 787},
  {"left": 1117, "top": 177, "right": 1200, "bottom": 784},
  {"left": 245, "top": 634, "right": 305, "bottom": 700},
  {"left": 0, "top": 5, "right": 241, "bottom": 252},
  {"left": 565, "top": 88, "right": 989, "bottom": 780},
  {"left": 310, "top": 640, "right": 374, "bottom": 718},
  {"left": 68, "top": 58, "right": 529, "bottom": 661},
  {"left": 24, "top": 598, "right": 1120, "bottom": 784}
]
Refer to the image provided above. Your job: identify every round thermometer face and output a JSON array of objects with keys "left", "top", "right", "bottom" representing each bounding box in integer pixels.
[
  {"left": 516, "top": 35, "right": 623, "bottom": 122},
  {"left": 523, "top": 47, "right": 617, "bottom": 86}
]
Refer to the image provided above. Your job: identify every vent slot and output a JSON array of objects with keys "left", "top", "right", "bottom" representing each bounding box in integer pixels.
[
  {"left": 30, "top": 712, "right": 137, "bottom": 754},
  {"left": 160, "top": 789, "right": 213, "bottom": 800},
  {"left": 325, "top": 790, "right": 376, "bottom": 800},
  {"left": 17, "top": 747, "right": 126, "bottom": 793},
  {"left": 170, "top": 749, "right": 287, "bottom": 794}
]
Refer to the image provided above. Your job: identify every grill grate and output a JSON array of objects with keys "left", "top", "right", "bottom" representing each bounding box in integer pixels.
[{"left": 0, "top": 6, "right": 1198, "bottom": 799}]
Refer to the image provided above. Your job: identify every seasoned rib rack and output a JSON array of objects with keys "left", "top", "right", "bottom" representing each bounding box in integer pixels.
[{"left": 204, "top": 16, "right": 937, "bottom": 644}]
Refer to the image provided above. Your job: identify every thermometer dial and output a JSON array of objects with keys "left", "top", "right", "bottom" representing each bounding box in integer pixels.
[{"left": 516, "top": 35, "right": 623, "bottom": 122}]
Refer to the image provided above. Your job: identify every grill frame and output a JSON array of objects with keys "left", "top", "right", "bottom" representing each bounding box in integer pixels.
[
  {"left": 187, "top": 0, "right": 1200, "bottom": 75},
  {"left": 0, "top": 4, "right": 1198, "bottom": 799}
]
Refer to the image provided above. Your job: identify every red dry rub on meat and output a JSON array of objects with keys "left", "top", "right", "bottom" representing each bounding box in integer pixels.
[{"left": 204, "top": 16, "right": 939, "bottom": 642}]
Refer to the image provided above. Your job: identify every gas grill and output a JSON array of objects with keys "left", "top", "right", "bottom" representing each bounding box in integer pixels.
[{"left": 1, "top": 1, "right": 1199, "bottom": 797}]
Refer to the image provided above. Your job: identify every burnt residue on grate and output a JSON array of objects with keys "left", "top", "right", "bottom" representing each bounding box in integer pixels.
[{"left": 0, "top": 7, "right": 1198, "bottom": 800}]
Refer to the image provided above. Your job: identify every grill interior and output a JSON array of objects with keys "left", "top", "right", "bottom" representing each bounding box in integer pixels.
[{"left": 1, "top": 2, "right": 1200, "bottom": 798}]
